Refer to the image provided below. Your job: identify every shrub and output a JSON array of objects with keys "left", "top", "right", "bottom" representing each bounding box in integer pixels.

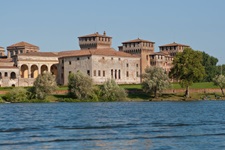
[
  {"left": 4, "top": 87, "right": 28, "bottom": 102},
  {"left": 100, "top": 79, "right": 127, "bottom": 101}
]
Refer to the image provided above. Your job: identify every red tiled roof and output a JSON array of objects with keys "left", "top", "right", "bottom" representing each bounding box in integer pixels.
[
  {"left": 159, "top": 42, "right": 189, "bottom": 47},
  {"left": 59, "top": 48, "right": 139, "bottom": 58},
  {"left": 18, "top": 52, "right": 58, "bottom": 57},
  {"left": 7, "top": 41, "right": 39, "bottom": 48},
  {"left": 122, "top": 38, "right": 155, "bottom": 44},
  {"left": 78, "top": 32, "right": 111, "bottom": 38}
]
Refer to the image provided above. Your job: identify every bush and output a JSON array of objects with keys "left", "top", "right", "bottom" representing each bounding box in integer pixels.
[
  {"left": 32, "top": 72, "right": 58, "bottom": 100},
  {"left": 100, "top": 79, "right": 127, "bottom": 101},
  {"left": 4, "top": 87, "right": 28, "bottom": 102},
  {"left": 68, "top": 71, "right": 97, "bottom": 100}
]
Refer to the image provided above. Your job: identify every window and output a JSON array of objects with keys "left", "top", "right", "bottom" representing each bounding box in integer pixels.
[
  {"left": 126, "top": 71, "right": 129, "bottom": 77},
  {"left": 88, "top": 57, "right": 90, "bottom": 59},
  {"left": 77, "top": 57, "right": 80, "bottom": 60},
  {"left": 111, "top": 69, "right": 113, "bottom": 78},
  {"left": 62, "top": 59, "right": 64, "bottom": 64},
  {"left": 94, "top": 70, "right": 96, "bottom": 76},
  {"left": 62, "top": 66, "right": 64, "bottom": 70},
  {"left": 111, "top": 57, "right": 113, "bottom": 60},
  {"left": 126, "top": 63, "right": 129, "bottom": 67},
  {"left": 5, "top": 72, "right": 8, "bottom": 77},
  {"left": 69, "top": 71, "right": 71, "bottom": 74},
  {"left": 69, "top": 61, "right": 71, "bottom": 65},
  {"left": 103, "top": 70, "right": 105, "bottom": 77},
  {"left": 20, "top": 50, "right": 23, "bottom": 53},
  {"left": 102, "top": 57, "right": 105, "bottom": 60},
  {"left": 136, "top": 72, "right": 139, "bottom": 77},
  {"left": 118, "top": 58, "right": 121, "bottom": 61},
  {"left": 98, "top": 70, "right": 101, "bottom": 76},
  {"left": 118, "top": 70, "right": 121, "bottom": 79},
  {"left": 61, "top": 73, "right": 64, "bottom": 79},
  {"left": 87, "top": 70, "right": 90, "bottom": 76},
  {"left": 146, "top": 55, "right": 148, "bottom": 60},
  {"left": 115, "top": 69, "right": 117, "bottom": 79},
  {"left": 136, "top": 64, "right": 138, "bottom": 67}
]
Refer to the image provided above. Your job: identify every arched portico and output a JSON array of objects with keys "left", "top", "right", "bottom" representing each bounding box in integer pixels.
[
  {"left": 41, "top": 65, "right": 48, "bottom": 74},
  {"left": 50, "top": 65, "right": 58, "bottom": 77}
]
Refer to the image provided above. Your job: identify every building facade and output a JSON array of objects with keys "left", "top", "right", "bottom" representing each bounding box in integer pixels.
[{"left": 0, "top": 32, "right": 190, "bottom": 87}]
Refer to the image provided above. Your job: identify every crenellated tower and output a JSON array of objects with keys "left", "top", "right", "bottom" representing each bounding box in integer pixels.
[{"left": 78, "top": 31, "right": 112, "bottom": 50}]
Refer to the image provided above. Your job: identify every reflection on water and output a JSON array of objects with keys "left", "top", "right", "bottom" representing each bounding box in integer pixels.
[{"left": 1, "top": 101, "right": 225, "bottom": 149}]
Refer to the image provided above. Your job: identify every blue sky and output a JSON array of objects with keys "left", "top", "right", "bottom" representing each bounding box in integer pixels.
[{"left": 0, "top": 0, "right": 225, "bottom": 64}]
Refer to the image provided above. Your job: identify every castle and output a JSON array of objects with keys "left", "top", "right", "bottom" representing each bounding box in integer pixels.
[{"left": 0, "top": 32, "right": 189, "bottom": 87}]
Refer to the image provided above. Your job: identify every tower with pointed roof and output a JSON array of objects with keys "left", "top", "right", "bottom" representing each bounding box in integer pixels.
[
  {"left": 7, "top": 41, "right": 39, "bottom": 58},
  {"left": 119, "top": 38, "right": 155, "bottom": 75},
  {"left": 78, "top": 31, "right": 112, "bottom": 50}
]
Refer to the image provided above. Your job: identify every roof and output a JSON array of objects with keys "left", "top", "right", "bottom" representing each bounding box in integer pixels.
[
  {"left": 78, "top": 32, "right": 111, "bottom": 38},
  {"left": 59, "top": 48, "right": 139, "bottom": 58},
  {"left": 150, "top": 52, "right": 170, "bottom": 56},
  {"left": 7, "top": 41, "right": 39, "bottom": 48},
  {"left": 18, "top": 52, "right": 58, "bottom": 57},
  {"left": 159, "top": 42, "right": 189, "bottom": 47},
  {"left": 122, "top": 38, "right": 155, "bottom": 44}
]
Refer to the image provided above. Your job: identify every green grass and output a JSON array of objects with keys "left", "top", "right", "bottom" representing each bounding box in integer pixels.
[{"left": 170, "top": 82, "right": 218, "bottom": 89}]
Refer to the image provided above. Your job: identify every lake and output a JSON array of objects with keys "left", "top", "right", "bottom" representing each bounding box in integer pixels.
[{"left": 1, "top": 101, "right": 225, "bottom": 150}]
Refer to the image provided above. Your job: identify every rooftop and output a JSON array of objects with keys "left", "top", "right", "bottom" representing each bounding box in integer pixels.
[
  {"left": 159, "top": 42, "right": 189, "bottom": 47},
  {"left": 7, "top": 41, "right": 39, "bottom": 48},
  {"left": 78, "top": 31, "right": 111, "bottom": 38},
  {"left": 18, "top": 52, "right": 58, "bottom": 57},
  {"left": 122, "top": 38, "right": 155, "bottom": 44},
  {"left": 59, "top": 48, "right": 139, "bottom": 58}
]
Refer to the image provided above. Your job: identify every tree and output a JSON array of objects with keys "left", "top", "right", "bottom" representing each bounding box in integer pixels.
[
  {"left": 169, "top": 48, "right": 205, "bottom": 98},
  {"left": 68, "top": 71, "right": 94, "bottom": 100},
  {"left": 201, "top": 51, "right": 218, "bottom": 82},
  {"left": 32, "top": 72, "right": 57, "bottom": 100},
  {"left": 100, "top": 79, "right": 127, "bottom": 101},
  {"left": 142, "top": 66, "right": 170, "bottom": 98},
  {"left": 213, "top": 75, "right": 225, "bottom": 96}
]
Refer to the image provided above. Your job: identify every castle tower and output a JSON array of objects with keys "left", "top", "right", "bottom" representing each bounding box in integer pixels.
[
  {"left": 159, "top": 42, "right": 190, "bottom": 56},
  {"left": 119, "top": 38, "right": 155, "bottom": 75},
  {"left": 78, "top": 31, "right": 112, "bottom": 50},
  {"left": 7, "top": 41, "right": 39, "bottom": 58}
]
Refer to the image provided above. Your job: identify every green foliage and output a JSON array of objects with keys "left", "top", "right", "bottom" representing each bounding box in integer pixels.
[
  {"left": 213, "top": 75, "right": 225, "bottom": 96},
  {"left": 169, "top": 48, "right": 205, "bottom": 97},
  {"left": 4, "top": 87, "right": 28, "bottom": 102},
  {"left": 201, "top": 51, "right": 218, "bottom": 82},
  {"left": 100, "top": 79, "right": 127, "bottom": 101},
  {"left": 32, "top": 72, "right": 57, "bottom": 100},
  {"left": 142, "top": 66, "right": 170, "bottom": 98},
  {"left": 68, "top": 71, "right": 97, "bottom": 100}
]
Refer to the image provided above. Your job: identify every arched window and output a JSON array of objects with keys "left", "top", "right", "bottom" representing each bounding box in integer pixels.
[{"left": 10, "top": 72, "right": 16, "bottom": 79}]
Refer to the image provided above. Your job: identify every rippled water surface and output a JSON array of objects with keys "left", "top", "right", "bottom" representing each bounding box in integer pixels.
[{"left": 1, "top": 101, "right": 225, "bottom": 149}]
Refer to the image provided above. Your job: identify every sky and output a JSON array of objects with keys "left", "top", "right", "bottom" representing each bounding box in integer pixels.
[{"left": 0, "top": 0, "right": 225, "bottom": 64}]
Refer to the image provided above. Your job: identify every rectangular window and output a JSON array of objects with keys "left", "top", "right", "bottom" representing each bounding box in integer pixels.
[
  {"left": 87, "top": 70, "right": 90, "bottom": 76},
  {"left": 94, "top": 70, "right": 96, "bottom": 76},
  {"left": 118, "top": 58, "right": 121, "bottom": 61},
  {"left": 111, "top": 69, "right": 113, "bottom": 78},
  {"left": 69, "top": 71, "right": 71, "bottom": 74},
  {"left": 118, "top": 70, "right": 121, "bottom": 79},
  {"left": 5, "top": 72, "right": 8, "bottom": 77},
  {"left": 77, "top": 57, "right": 80, "bottom": 60},
  {"left": 98, "top": 70, "right": 101, "bottom": 76},
  {"left": 88, "top": 57, "right": 90, "bottom": 59},
  {"left": 126, "top": 63, "right": 129, "bottom": 67},
  {"left": 69, "top": 61, "right": 71, "bottom": 65},
  {"left": 126, "top": 71, "right": 129, "bottom": 77},
  {"left": 136, "top": 64, "right": 138, "bottom": 67},
  {"left": 111, "top": 57, "right": 113, "bottom": 60},
  {"left": 136, "top": 72, "right": 139, "bottom": 77},
  {"left": 102, "top": 57, "right": 105, "bottom": 60},
  {"left": 103, "top": 70, "right": 105, "bottom": 77},
  {"left": 62, "top": 59, "right": 64, "bottom": 64}
]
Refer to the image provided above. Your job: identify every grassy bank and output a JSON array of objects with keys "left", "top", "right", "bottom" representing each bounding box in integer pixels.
[{"left": 0, "top": 82, "right": 223, "bottom": 103}]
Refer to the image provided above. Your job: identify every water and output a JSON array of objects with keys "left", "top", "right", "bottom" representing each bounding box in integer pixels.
[{"left": 1, "top": 101, "right": 225, "bottom": 150}]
